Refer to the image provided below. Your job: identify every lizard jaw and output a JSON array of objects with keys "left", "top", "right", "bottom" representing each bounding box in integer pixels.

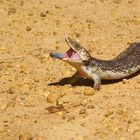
[
  {"left": 50, "top": 37, "right": 91, "bottom": 64},
  {"left": 50, "top": 47, "right": 81, "bottom": 62}
]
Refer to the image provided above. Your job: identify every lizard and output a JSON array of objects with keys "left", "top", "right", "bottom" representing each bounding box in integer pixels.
[{"left": 50, "top": 37, "right": 140, "bottom": 90}]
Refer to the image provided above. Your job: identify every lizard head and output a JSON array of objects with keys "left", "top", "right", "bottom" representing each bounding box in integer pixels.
[{"left": 50, "top": 37, "right": 91, "bottom": 67}]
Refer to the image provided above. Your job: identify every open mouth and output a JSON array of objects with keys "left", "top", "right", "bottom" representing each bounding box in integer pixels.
[{"left": 50, "top": 47, "right": 79, "bottom": 60}]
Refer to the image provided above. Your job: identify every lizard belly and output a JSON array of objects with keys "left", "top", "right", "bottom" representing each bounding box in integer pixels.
[{"left": 98, "top": 66, "right": 140, "bottom": 79}]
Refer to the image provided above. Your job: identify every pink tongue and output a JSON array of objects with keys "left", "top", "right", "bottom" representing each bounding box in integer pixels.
[
  {"left": 71, "top": 52, "right": 78, "bottom": 59},
  {"left": 63, "top": 48, "right": 78, "bottom": 59}
]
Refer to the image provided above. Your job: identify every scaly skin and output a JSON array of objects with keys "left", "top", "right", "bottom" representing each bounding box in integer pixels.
[{"left": 50, "top": 37, "right": 140, "bottom": 90}]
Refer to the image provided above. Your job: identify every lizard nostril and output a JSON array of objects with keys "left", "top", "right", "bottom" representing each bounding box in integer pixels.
[{"left": 50, "top": 52, "right": 54, "bottom": 57}]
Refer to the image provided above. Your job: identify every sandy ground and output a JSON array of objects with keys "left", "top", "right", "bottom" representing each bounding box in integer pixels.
[{"left": 0, "top": 0, "right": 140, "bottom": 139}]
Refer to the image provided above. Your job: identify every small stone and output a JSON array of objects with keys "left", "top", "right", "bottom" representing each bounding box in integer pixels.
[
  {"left": 81, "top": 122, "right": 86, "bottom": 127},
  {"left": 47, "top": 92, "right": 65, "bottom": 104},
  {"left": 28, "top": 12, "right": 33, "bottom": 16},
  {"left": 34, "top": 120, "right": 37, "bottom": 123},
  {"left": 19, "top": 133, "right": 32, "bottom": 140},
  {"left": 79, "top": 108, "right": 86, "bottom": 114},
  {"left": 0, "top": 46, "right": 8, "bottom": 53},
  {"left": 56, "top": 111, "right": 65, "bottom": 118},
  {"left": 135, "top": 85, "right": 140, "bottom": 89},
  {"left": 8, "top": 7, "right": 16, "bottom": 15},
  {"left": 52, "top": 31, "right": 57, "bottom": 36},
  {"left": 133, "top": 110, "right": 140, "bottom": 121},
  {"left": 80, "top": 100, "right": 88, "bottom": 107},
  {"left": 104, "top": 110, "right": 113, "bottom": 117},
  {"left": 113, "top": 0, "right": 121, "bottom": 4},
  {"left": 122, "top": 79, "right": 129, "bottom": 84},
  {"left": 46, "top": 105, "right": 65, "bottom": 114},
  {"left": 84, "top": 89, "right": 95, "bottom": 96},
  {"left": 7, "top": 100, "right": 16, "bottom": 108},
  {"left": 127, "top": 119, "right": 132, "bottom": 124},
  {"left": 20, "top": 0, "right": 24, "bottom": 6},
  {"left": 54, "top": 5, "right": 60, "bottom": 9},
  {"left": 75, "top": 33, "right": 81, "bottom": 38},
  {"left": 87, "top": 104, "right": 95, "bottom": 109},
  {"left": 128, "top": 123, "right": 140, "bottom": 134},
  {"left": 40, "top": 12, "right": 46, "bottom": 17},
  {"left": 128, "top": 0, "right": 133, "bottom": 4},
  {"left": 0, "top": 102, "right": 8, "bottom": 111},
  {"left": 9, "top": 88, "right": 16, "bottom": 94},
  {"left": 117, "top": 108, "right": 127, "bottom": 115},
  {"left": 45, "top": 10, "right": 49, "bottom": 14},
  {"left": 26, "top": 26, "right": 32, "bottom": 31},
  {"left": 63, "top": 114, "right": 75, "bottom": 121},
  {"left": 24, "top": 97, "right": 37, "bottom": 107}
]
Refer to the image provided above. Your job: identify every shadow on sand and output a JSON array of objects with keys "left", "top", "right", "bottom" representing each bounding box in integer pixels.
[{"left": 48, "top": 71, "right": 140, "bottom": 88}]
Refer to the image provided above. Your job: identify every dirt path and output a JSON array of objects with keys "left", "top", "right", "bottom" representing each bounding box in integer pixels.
[{"left": 0, "top": 0, "right": 140, "bottom": 139}]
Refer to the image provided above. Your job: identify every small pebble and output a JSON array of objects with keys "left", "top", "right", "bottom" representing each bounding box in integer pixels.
[
  {"left": 7, "top": 100, "right": 16, "bottom": 108},
  {"left": 9, "top": 88, "right": 16, "bottom": 94},
  {"left": 135, "top": 85, "right": 140, "bottom": 89},
  {"left": 117, "top": 108, "right": 127, "bottom": 115},
  {"left": 8, "top": 7, "right": 16, "bottom": 15},
  {"left": 26, "top": 26, "right": 32, "bottom": 31},
  {"left": 20, "top": 0, "right": 24, "bottom": 6},
  {"left": 122, "top": 79, "right": 129, "bottom": 84},
  {"left": 47, "top": 92, "right": 65, "bottom": 104},
  {"left": 63, "top": 114, "right": 75, "bottom": 121},
  {"left": 84, "top": 89, "right": 95, "bottom": 96},
  {"left": 40, "top": 12, "right": 46, "bottom": 17},
  {"left": 80, "top": 100, "right": 88, "bottom": 107},
  {"left": 28, "top": 12, "right": 33, "bottom": 16},
  {"left": 104, "top": 110, "right": 113, "bottom": 117},
  {"left": 46, "top": 105, "right": 65, "bottom": 114},
  {"left": 0, "top": 102, "right": 8, "bottom": 111},
  {"left": 19, "top": 133, "right": 32, "bottom": 140},
  {"left": 79, "top": 108, "right": 86, "bottom": 114},
  {"left": 87, "top": 104, "right": 95, "bottom": 109},
  {"left": 53, "top": 31, "right": 57, "bottom": 36},
  {"left": 128, "top": 123, "right": 139, "bottom": 134},
  {"left": 81, "top": 122, "right": 86, "bottom": 127},
  {"left": 75, "top": 33, "right": 81, "bottom": 38},
  {"left": 56, "top": 111, "right": 64, "bottom": 117},
  {"left": 24, "top": 97, "right": 37, "bottom": 107},
  {"left": 45, "top": 10, "right": 49, "bottom": 14},
  {"left": 128, "top": 0, "right": 134, "bottom": 4}
]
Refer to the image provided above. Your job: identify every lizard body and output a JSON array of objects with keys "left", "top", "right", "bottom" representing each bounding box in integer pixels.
[{"left": 50, "top": 37, "right": 140, "bottom": 90}]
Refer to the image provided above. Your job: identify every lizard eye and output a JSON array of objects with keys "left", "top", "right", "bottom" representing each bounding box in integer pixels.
[{"left": 82, "top": 60, "right": 90, "bottom": 65}]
